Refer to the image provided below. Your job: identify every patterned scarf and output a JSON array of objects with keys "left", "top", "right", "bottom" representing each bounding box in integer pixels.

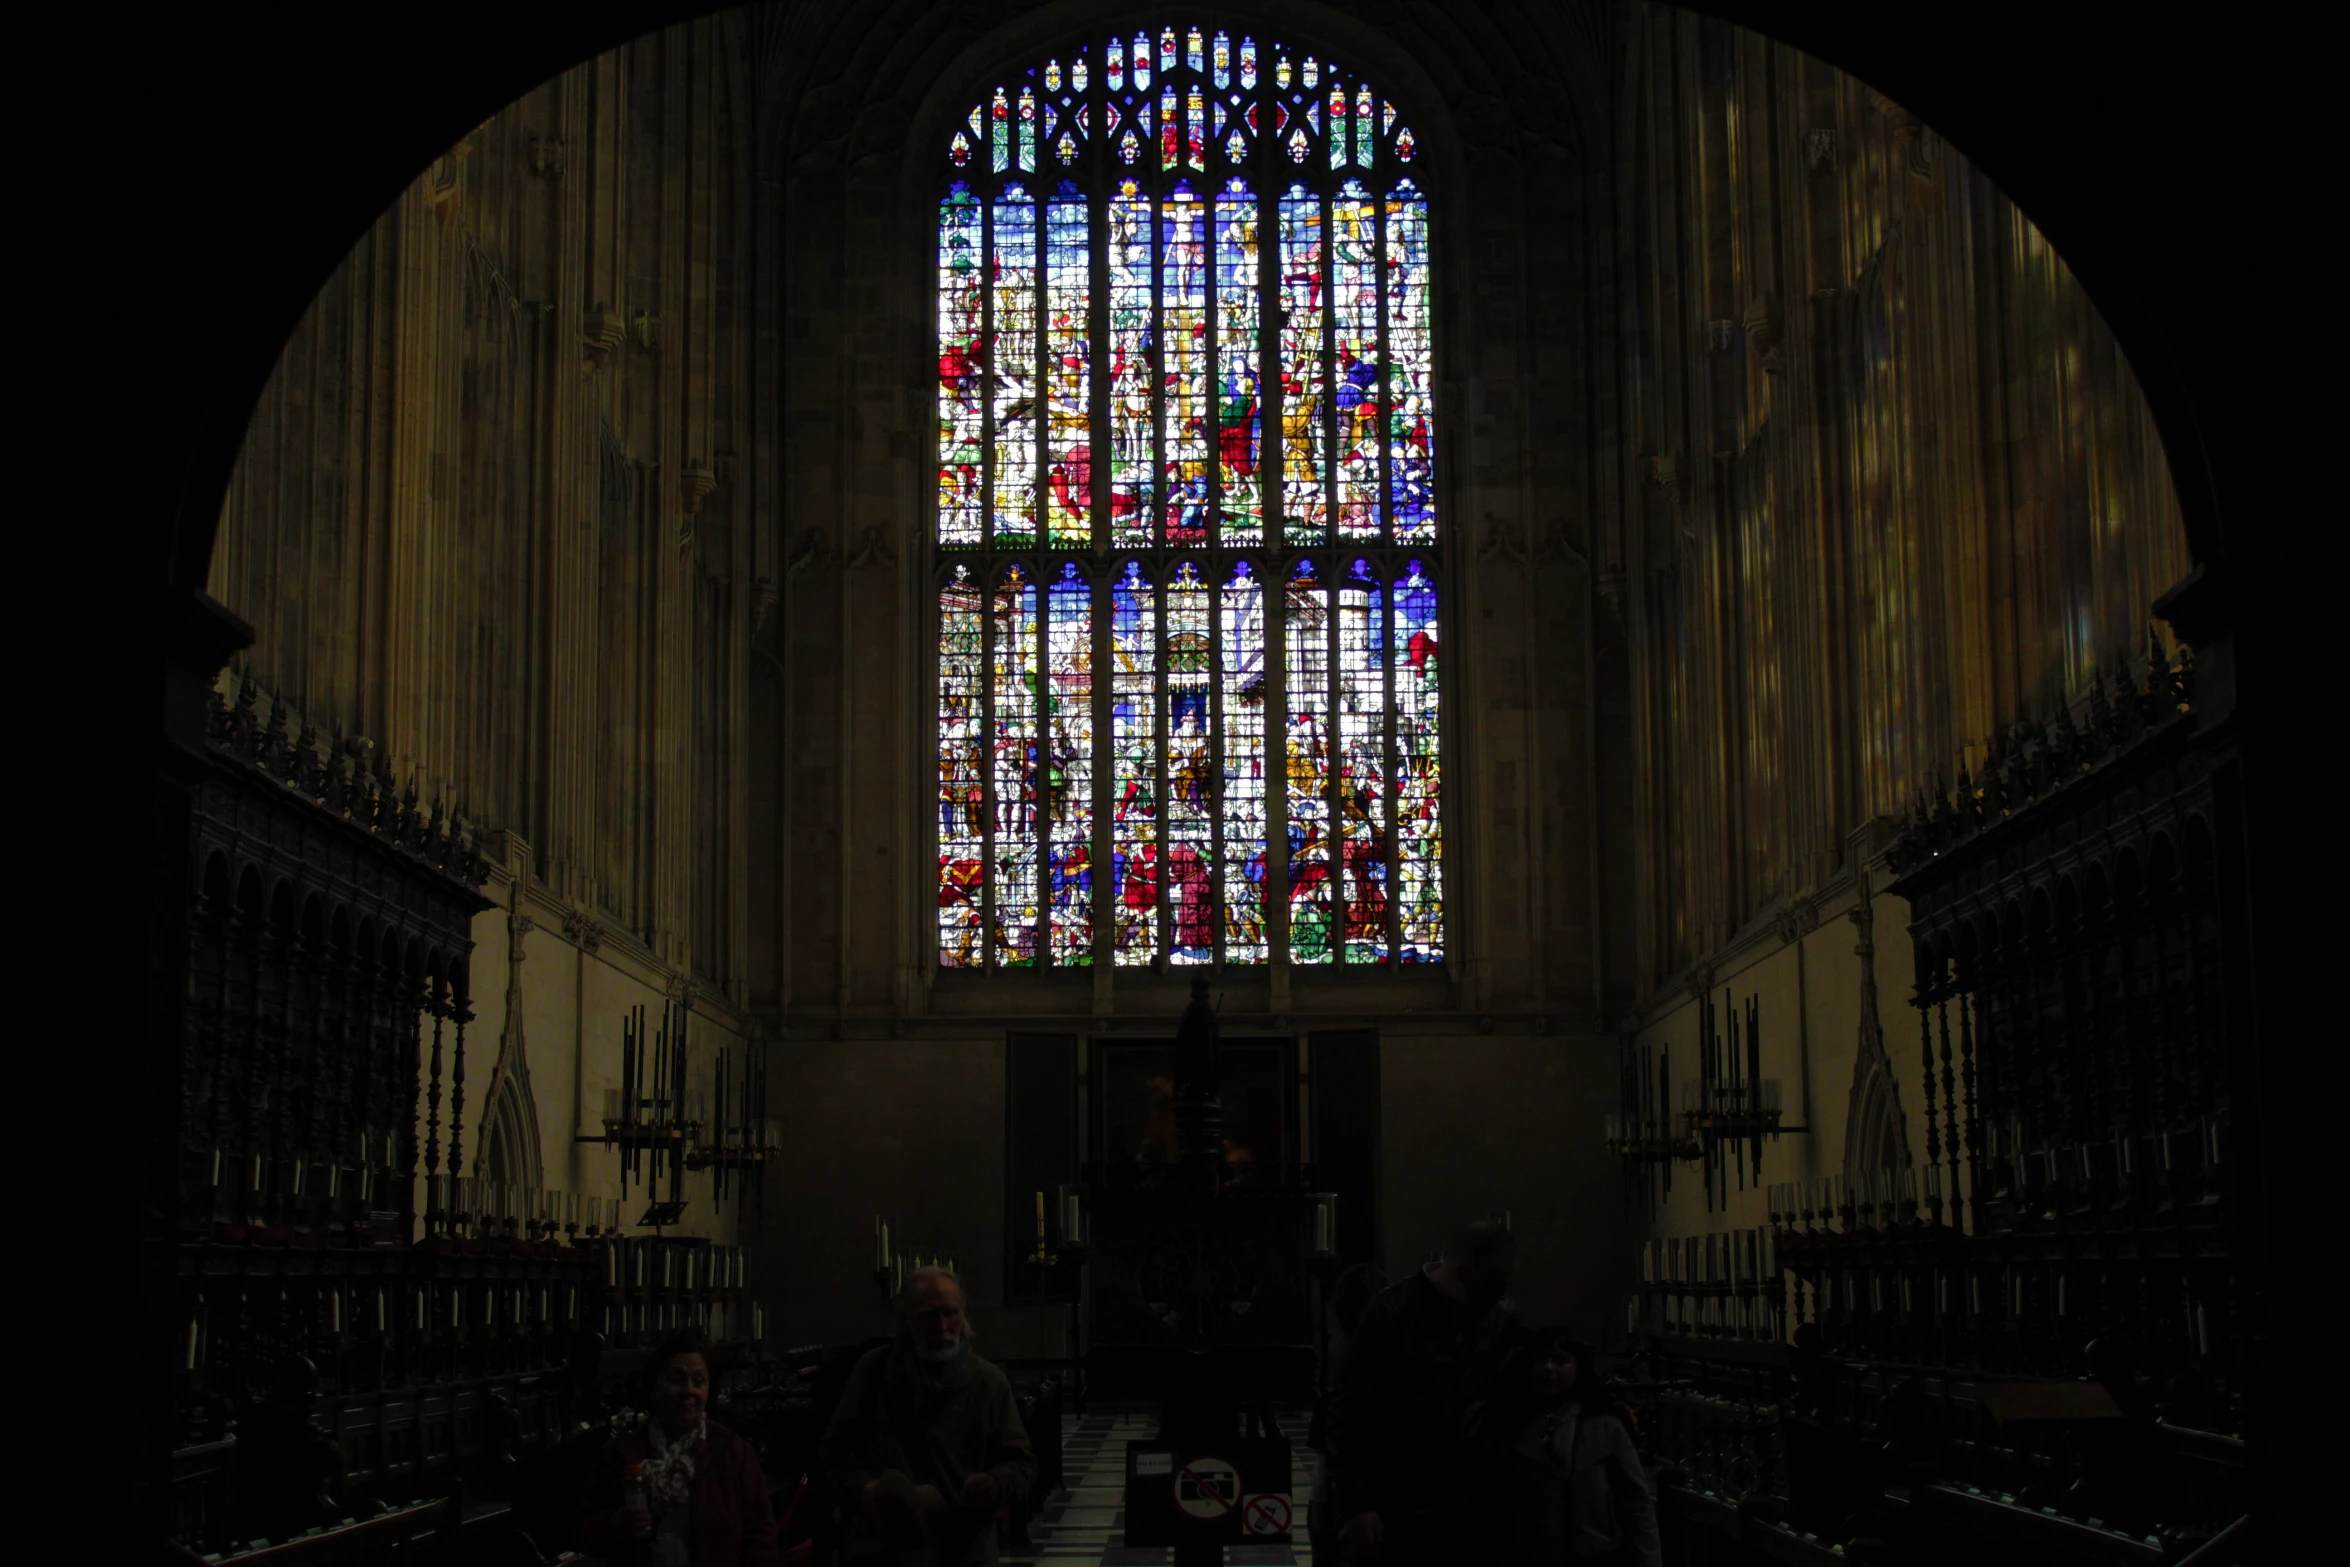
[{"left": 643, "top": 1418, "right": 706, "bottom": 1514}]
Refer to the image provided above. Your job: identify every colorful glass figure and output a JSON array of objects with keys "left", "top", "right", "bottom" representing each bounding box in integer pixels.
[
  {"left": 1395, "top": 126, "right": 1417, "bottom": 162},
  {"left": 1108, "top": 36, "right": 1124, "bottom": 90},
  {"left": 1329, "top": 83, "right": 1349, "bottom": 170},
  {"left": 1073, "top": 53, "right": 1088, "bottom": 92},
  {"left": 1288, "top": 127, "right": 1310, "bottom": 163},
  {"left": 1276, "top": 55, "right": 1292, "bottom": 91},
  {"left": 938, "top": 566, "right": 985, "bottom": 967},
  {"left": 1215, "top": 180, "right": 1262, "bottom": 544},
  {"left": 1045, "top": 195, "right": 1091, "bottom": 546},
  {"left": 1107, "top": 183, "right": 1155, "bottom": 548},
  {"left": 1392, "top": 560, "right": 1441, "bottom": 960},
  {"left": 1385, "top": 180, "right": 1436, "bottom": 544},
  {"left": 1303, "top": 57, "right": 1319, "bottom": 89},
  {"left": 992, "top": 87, "right": 1010, "bottom": 172},
  {"left": 1187, "top": 27, "right": 1204, "bottom": 73},
  {"left": 1227, "top": 130, "right": 1248, "bottom": 164},
  {"left": 1241, "top": 37, "right": 1259, "bottom": 89},
  {"left": 991, "top": 186, "right": 1038, "bottom": 545},
  {"left": 1333, "top": 182, "right": 1381, "bottom": 540},
  {"left": 1018, "top": 85, "right": 1037, "bottom": 172},
  {"left": 1165, "top": 560, "right": 1214, "bottom": 964},
  {"left": 1133, "top": 32, "right": 1151, "bottom": 90},
  {"left": 1110, "top": 561, "right": 1158, "bottom": 966},
  {"left": 991, "top": 564, "right": 1041, "bottom": 966},
  {"left": 1187, "top": 86, "right": 1206, "bottom": 170},
  {"left": 936, "top": 187, "right": 984, "bottom": 547},
  {"left": 1161, "top": 185, "right": 1208, "bottom": 545},
  {"left": 1284, "top": 559, "right": 1333, "bottom": 962},
  {"left": 1356, "top": 87, "right": 1376, "bottom": 167},
  {"left": 949, "top": 130, "right": 972, "bottom": 167},
  {"left": 1159, "top": 27, "right": 1176, "bottom": 74},
  {"left": 1160, "top": 86, "right": 1179, "bottom": 170},
  {"left": 1336, "top": 559, "right": 1388, "bottom": 963},
  {"left": 1222, "top": 560, "right": 1268, "bottom": 963},
  {"left": 1046, "top": 562, "right": 1094, "bottom": 963},
  {"left": 1278, "top": 184, "right": 1327, "bottom": 546},
  {"left": 1045, "top": 59, "right": 1062, "bottom": 92},
  {"left": 1213, "top": 30, "right": 1231, "bottom": 88}
]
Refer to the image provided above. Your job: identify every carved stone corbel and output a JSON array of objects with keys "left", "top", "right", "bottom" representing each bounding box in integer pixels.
[
  {"left": 562, "top": 908, "right": 603, "bottom": 954},
  {"left": 1743, "top": 293, "right": 1785, "bottom": 376},
  {"left": 528, "top": 135, "right": 565, "bottom": 178},
  {"left": 582, "top": 305, "right": 626, "bottom": 373},
  {"left": 680, "top": 459, "right": 717, "bottom": 517}
]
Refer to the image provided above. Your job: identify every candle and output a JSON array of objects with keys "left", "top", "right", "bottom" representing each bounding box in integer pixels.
[
  {"left": 331, "top": 1288, "right": 343, "bottom": 1334},
  {"left": 1035, "top": 1190, "right": 1047, "bottom": 1245}
]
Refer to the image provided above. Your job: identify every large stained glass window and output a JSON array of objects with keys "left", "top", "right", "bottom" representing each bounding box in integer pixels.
[{"left": 935, "top": 25, "right": 1441, "bottom": 970}]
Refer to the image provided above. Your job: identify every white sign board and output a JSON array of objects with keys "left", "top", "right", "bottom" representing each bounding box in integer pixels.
[{"left": 1134, "top": 1450, "right": 1174, "bottom": 1477}]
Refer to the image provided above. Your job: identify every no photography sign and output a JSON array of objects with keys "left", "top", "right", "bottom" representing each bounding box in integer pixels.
[{"left": 1171, "top": 1456, "right": 1242, "bottom": 1520}]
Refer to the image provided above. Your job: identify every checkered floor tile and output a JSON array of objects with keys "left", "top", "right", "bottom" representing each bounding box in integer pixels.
[{"left": 1001, "top": 1403, "right": 1316, "bottom": 1566}]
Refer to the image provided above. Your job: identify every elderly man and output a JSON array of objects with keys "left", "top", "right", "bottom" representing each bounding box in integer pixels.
[
  {"left": 822, "top": 1266, "right": 1036, "bottom": 1567},
  {"left": 1326, "top": 1218, "right": 1523, "bottom": 1564}
]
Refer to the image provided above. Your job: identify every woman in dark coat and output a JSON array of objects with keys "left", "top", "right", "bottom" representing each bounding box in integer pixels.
[
  {"left": 583, "top": 1327, "right": 782, "bottom": 1567},
  {"left": 1482, "top": 1328, "right": 1662, "bottom": 1567}
]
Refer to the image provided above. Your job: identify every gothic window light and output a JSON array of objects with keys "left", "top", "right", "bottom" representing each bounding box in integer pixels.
[{"left": 934, "top": 25, "right": 1439, "bottom": 970}]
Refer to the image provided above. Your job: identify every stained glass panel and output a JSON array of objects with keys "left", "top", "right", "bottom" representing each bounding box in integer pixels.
[
  {"left": 1161, "top": 186, "right": 1209, "bottom": 546},
  {"left": 1333, "top": 182, "right": 1381, "bottom": 541},
  {"left": 1386, "top": 180, "right": 1436, "bottom": 543},
  {"left": 938, "top": 567, "right": 985, "bottom": 966},
  {"left": 991, "top": 188, "right": 1038, "bottom": 544},
  {"left": 938, "top": 32, "right": 1442, "bottom": 969},
  {"left": 1278, "top": 186, "right": 1327, "bottom": 545},
  {"left": 1215, "top": 180, "right": 1262, "bottom": 545},
  {"left": 936, "top": 188, "right": 984, "bottom": 547},
  {"left": 1045, "top": 196, "right": 1091, "bottom": 546},
  {"left": 991, "top": 565, "right": 1041, "bottom": 966},
  {"left": 1165, "top": 560, "right": 1214, "bottom": 964},
  {"left": 1393, "top": 560, "right": 1442, "bottom": 960},
  {"left": 1221, "top": 561, "right": 1268, "bottom": 963},
  {"left": 1110, "top": 561, "right": 1158, "bottom": 966},
  {"left": 1337, "top": 559, "right": 1388, "bottom": 962},
  {"left": 1108, "top": 184, "right": 1155, "bottom": 548},
  {"left": 1046, "top": 563, "right": 1094, "bottom": 963},
  {"left": 1284, "top": 558, "right": 1332, "bottom": 962}
]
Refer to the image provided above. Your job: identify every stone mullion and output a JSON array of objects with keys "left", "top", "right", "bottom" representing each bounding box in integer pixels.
[
  {"left": 1089, "top": 135, "right": 1116, "bottom": 985},
  {"left": 1257, "top": 168, "right": 1290, "bottom": 976},
  {"left": 979, "top": 194, "right": 1000, "bottom": 968},
  {"left": 1322, "top": 190, "right": 1343, "bottom": 971}
]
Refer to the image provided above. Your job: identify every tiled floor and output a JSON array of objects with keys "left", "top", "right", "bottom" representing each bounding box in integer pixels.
[{"left": 1004, "top": 1404, "right": 1318, "bottom": 1567}]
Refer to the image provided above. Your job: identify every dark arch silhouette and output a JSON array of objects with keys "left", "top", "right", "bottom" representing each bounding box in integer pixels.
[
  {"left": 108, "top": 3, "right": 2296, "bottom": 1545},
  {"left": 127, "top": 1, "right": 2258, "bottom": 604}
]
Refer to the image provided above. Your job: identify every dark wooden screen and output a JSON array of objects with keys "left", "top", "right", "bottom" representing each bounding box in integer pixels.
[
  {"left": 1003, "top": 1032, "right": 1078, "bottom": 1306},
  {"left": 1308, "top": 1030, "right": 1382, "bottom": 1268}
]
